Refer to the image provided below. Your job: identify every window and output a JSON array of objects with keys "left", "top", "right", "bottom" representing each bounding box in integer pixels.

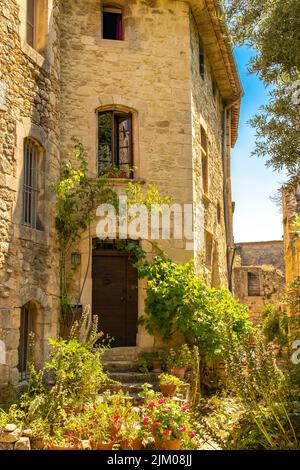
[
  {"left": 22, "top": 138, "right": 44, "bottom": 229},
  {"left": 200, "top": 126, "right": 208, "bottom": 194},
  {"left": 205, "top": 231, "right": 213, "bottom": 269},
  {"left": 26, "top": 0, "right": 48, "bottom": 54},
  {"left": 199, "top": 39, "right": 205, "bottom": 80},
  {"left": 102, "top": 6, "right": 123, "bottom": 40},
  {"left": 98, "top": 110, "right": 133, "bottom": 177},
  {"left": 217, "top": 202, "right": 221, "bottom": 224},
  {"left": 18, "top": 304, "right": 34, "bottom": 381},
  {"left": 212, "top": 79, "right": 217, "bottom": 100},
  {"left": 247, "top": 272, "right": 260, "bottom": 296}
]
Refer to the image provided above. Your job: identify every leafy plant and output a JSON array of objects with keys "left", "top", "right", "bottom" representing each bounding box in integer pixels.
[
  {"left": 158, "top": 373, "right": 185, "bottom": 389},
  {"left": 165, "top": 344, "right": 193, "bottom": 369},
  {"left": 137, "top": 256, "right": 252, "bottom": 361}
]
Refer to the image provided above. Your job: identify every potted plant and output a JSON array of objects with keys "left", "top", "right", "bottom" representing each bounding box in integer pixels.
[
  {"left": 166, "top": 345, "right": 193, "bottom": 379},
  {"left": 151, "top": 350, "right": 165, "bottom": 373},
  {"left": 28, "top": 419, "right": 50, "bottom": 450},
  {"left": 77, "top": 402, "right": 114, "bottom": 450},
  {"left": 142, "top": 397, "right": 195, "bottom": 451},
  {"left": 47, "top": 427, "right": 80, "bottom": 450},
  {"left": 119, "top": 408, "right": 144, "bottom": 451},
  {"left": 158, "top": 373, "right": 184, "bottom": 397}
]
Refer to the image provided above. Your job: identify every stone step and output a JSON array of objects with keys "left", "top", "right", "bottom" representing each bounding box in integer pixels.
[
  {"left": 108, "top": 372, "right": 159, "bottom": 384},
  {"left": 103, "top": 360, "right": 139, "bottom": 372},
  {"left": 103, "top": 347, "right": 139, "bottom": 362},
  {"left": 110, "top": 382, "right": 153, "bottom": 395}
]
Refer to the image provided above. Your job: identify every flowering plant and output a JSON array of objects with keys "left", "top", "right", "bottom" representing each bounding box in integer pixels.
[{"left": 142, "top": 397, "right": 196, "bottom": 442}]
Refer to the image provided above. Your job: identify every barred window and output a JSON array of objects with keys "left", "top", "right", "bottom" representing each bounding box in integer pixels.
[
  {"left": 22, "top": 138, "right": 41, "bottom": 229},
  {"left": 248, "top": 272, "right": 261, "bottom": 296},
  {"left": 98, "top": 110, "right": 133, "bottom": 177},
  {"left": 18, "top": 304, "right": 34, "bottom": 381}
]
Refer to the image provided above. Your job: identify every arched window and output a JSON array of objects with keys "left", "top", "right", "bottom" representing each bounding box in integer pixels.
[
  {"left": 18, "top": 303, "right": 35, "bottom": 381},
  {"left": 98, "top": 110, "right": 133, "bottom": 177},
  {"left": 22, "top": 138, "right": 44, "bottom": 229},
  {"left": 102, "top": 5, "right": 123, "bottom": 40}
]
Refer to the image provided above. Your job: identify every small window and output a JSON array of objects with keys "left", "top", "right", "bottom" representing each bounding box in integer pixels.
[
  {"left": 212, "top": 79, "right": 217, "bottom": 100},
  {"left": 102, "top": 6, "right": 123, "bottom": 40},
  {"left": 217, "top": 202, "right": 221, "bottom": 224},
  {"left": 26, "top": 0, "right": 48, "bottom": 54},
  {"left": 22, "top": 138, "right": 44, "bottom": 229},
  {"left": 18, "top": 304, "right": 34, "bottom": 381},
  {"left": 98, "top": 110, "right": 133, "bottom": 177},
  {"left": 247, "top": 272, "right": 260, "bottom": 296},
  {"left": 198, "top": 37, "right": 205, "bottom": 80},
  {"left": 200, "top": 126, "right": 208, "bottom": 194},
  {"left": 205, "top": 231, "right": 213, "bottom": 269}
]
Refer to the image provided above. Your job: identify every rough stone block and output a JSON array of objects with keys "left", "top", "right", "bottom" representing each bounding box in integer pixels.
[
  {"left": 0, "top": 428, "right": 21, "bottom": 443},
  {"left": 15, "top": 437, "right": 31, "bottom": 450},
  {"left": 0, "top": 442, "right": 14, "bottom": 450}
]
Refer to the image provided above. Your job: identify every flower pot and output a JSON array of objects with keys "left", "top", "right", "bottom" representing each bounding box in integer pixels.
[
  {"left": 92, "top": 441, "right": 114, "bottom": 450},
  {"left": 49, "top": 443, "right": 78, "bottom": 450},
  {"left": 30, "top": 437, "right": 45, "bottom": 450},
  {"left": 159, "top": 383, "right": 176, "bottom": 397},
  {"left": 163, "top": 439, "right": 181, "bottom": 451},
  {"left": 152, "top": 361, "right": 162, "bottom": 373},
  {"left": 120, "top": 439, "right": 142, "bottom": 450},
  {"left": 170, "top": 367, "right": 186, "bottom": 380}
]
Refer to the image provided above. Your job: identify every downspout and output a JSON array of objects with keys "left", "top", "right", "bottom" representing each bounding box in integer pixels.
[{"left": 222, "top": 98, "right": 241, "bottom": 292}]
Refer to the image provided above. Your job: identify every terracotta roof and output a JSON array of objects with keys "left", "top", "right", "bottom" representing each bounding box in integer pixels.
[{"left": 189, "top": 0, "right": 243, "bottom": 145}]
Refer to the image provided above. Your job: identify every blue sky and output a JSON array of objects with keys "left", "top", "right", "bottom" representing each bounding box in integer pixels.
[{"left": 231, "top": 46, "right": 285, "bottom": 243}]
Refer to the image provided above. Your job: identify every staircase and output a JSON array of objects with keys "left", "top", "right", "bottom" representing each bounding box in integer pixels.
[
  {"left": 102, "top": 347, "right": 189, "bottom": 402},
  {"left": 103, "top": 347, "right": 159, "bottom": 399}
]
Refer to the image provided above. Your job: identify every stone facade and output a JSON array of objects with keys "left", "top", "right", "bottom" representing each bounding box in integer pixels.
[
  {"left": 0, "top": 0, "right": 242, "bottom": 386},
  {"left": 233, "top": 241, "right": 285, "bottom": 325},
  {"left": 0, "top": 0, "right": 60, "bottom": 389},
  {"left": 282, "top": 186, "right": 300, "bottom": 284}
]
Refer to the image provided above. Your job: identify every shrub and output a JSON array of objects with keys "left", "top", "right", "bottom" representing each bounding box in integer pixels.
[{"left": 138, "top": 256, "right": 252, "bottom": 361}]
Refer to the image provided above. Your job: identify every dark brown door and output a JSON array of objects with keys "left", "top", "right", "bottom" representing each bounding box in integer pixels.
[{"left": 92, "top": 250, "right": 138, "bottom": 347}]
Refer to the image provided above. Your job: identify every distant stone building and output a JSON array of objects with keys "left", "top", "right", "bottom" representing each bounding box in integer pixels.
[
  {"left": 234, "top": 241, "right": 285, "bottom": 325},
  {"left": 0, "top": 0, "right": 243, "bottom": 387},
  {"left": 282, "top": 185, "right": 300, "bottom": 284}
]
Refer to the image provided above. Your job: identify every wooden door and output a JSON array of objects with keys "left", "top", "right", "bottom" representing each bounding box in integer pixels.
[{"left": 92, "top": 250, "right": 138, "bottom": 347}]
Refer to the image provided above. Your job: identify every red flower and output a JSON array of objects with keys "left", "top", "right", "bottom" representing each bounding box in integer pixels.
[
  {"left": 180, "top": 426, "right": 186, "bottom": 432},
  {"left": 163, "top": 429, "right": 170, "bottom": 436},
  {"left": 113, "top": 415, "right": 120, "bottom": 423},
  {"left": 148, "top": 401, "right": 155, "bottom": 408},
  {"left": 189, "top": 432, "right": 196, "bottom": 439},
  {"left": 168, "top": 419, "right": 174, "bottom": 423},
  {"left": 150, "top": 427, "right": 154, "bottom": 432},
  {"left": 143, "top": 417, "right": 150, "bottom": 425},
  {"left": 158, "top": 399, "right": 166, "bottom": 404}
]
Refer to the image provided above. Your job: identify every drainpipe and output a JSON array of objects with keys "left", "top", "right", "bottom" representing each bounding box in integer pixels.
[{"left": 222, "top": 98, "right": 241, "bottom": 292}]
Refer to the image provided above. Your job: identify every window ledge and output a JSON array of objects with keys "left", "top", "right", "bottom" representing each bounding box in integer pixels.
[
  {"left": 21, "top": 42, "right": 49, "bottom": 70},
  {"left": 107, "top": 177, "right": 146, "bottom": 185},
  {"left": 14, "top": 224, "right": 49, "bottom": 245},
  {"left": 98, "top": 39, "right": 129, "bottom": 48}
]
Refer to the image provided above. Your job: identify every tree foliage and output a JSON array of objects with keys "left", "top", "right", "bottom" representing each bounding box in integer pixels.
[
  {"left": 137, "top": 256, "right": 252, "bottom": 361},
  {"left": 223, "top": 0, "right": 300, "bottom": 184}
]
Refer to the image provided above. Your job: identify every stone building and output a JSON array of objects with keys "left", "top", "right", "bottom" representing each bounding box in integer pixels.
[
  {"left": 234, "top": 241, "right": 285, "bottom": 325},
  {"left": 282, "top": 185, "right": 300, "bottom": 284},
  {"left": 0, "top": 0, "right": 242, "bottom": 388}
]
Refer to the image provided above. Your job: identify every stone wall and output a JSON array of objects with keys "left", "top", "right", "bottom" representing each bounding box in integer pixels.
[
  {"left": 0, "top": 0, "right": 60, "bottom": 388},
  {"left": 235, "top": 240, "right": 285, "bottom": 272},
  {"left": 190, "top": 13, "right": 228, "bottom": 287},
  {"left": 234, "top": 266, "right": 285, "bottom": 325},
  {"left": 59, "top": 0, "right": 232, "bottom": 349},
  {"left": 283, "top": 186, "right": 300, "bottom": 283}
]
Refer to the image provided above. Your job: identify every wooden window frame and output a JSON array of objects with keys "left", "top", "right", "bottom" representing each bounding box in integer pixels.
[
  {"left": 102, "top": 5, "right": 124, "bottom": 41},
  {"left": 26, "top": 0, "right": 48, "bottom": 55},
  {"left": 247, "top": 272, "right": 261, "bottom": 297},
  {"left": 22, "top": 138, "right": 44, "bottom": 230},
  {"left": 97, "top": 110, "right": 133, "bottom": 178}
]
